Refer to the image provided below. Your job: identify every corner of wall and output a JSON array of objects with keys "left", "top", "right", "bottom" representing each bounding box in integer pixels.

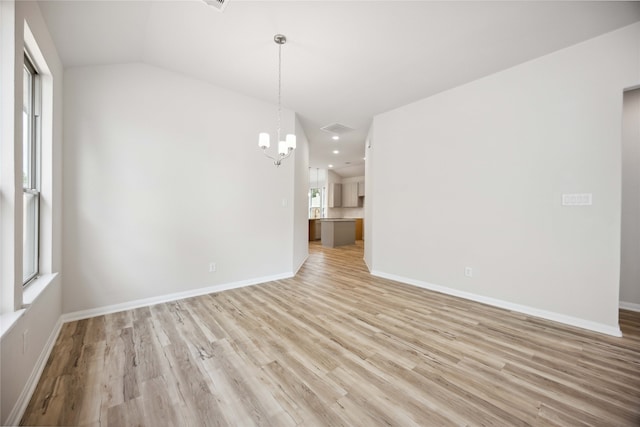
[
  {"left": 293, "top": 114, "right": 310, "bottom": 272},
  {"left": 363, "top": 123, "right": 374, "bottom": 270}
]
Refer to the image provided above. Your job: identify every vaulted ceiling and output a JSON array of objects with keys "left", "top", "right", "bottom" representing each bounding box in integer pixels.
[{"left": 38, "top": 0, "right": 640, "bottom": 177}]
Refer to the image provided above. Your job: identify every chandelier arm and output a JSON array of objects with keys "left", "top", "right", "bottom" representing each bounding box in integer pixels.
[
  {"left": 280, "top": 148, "right": 293, "bottom": 163},
  {"left": 261, "top": 149, "right": 278, "bottom": 161},
  {"left": 281, "top": 147, "right": 294, "bottom": 160},
  {"left": 261, "top": 146, "right": 293, "bottom": 165}
]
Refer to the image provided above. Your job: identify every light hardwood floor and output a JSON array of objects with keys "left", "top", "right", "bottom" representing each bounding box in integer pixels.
[{"left": 22, "top": 242, "right": 640, "bottom": 426}]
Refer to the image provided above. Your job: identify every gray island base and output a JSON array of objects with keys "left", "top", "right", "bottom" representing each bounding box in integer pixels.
[{"left": 319, "top": 219, "right": 356, "bottom": 248}]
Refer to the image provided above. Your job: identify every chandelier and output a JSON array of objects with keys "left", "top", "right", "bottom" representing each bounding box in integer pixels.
[{"left": 258, "top": 34, "right": 296, "bottom": 167}]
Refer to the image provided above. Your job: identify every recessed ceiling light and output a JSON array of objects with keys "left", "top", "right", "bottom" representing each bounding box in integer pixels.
[
  {"left": 363, "top": 157, "right": 366, "bottom": 160},
  {"left": 333, "top": 150, "right": 339, "bottom": 154},
  {"left": 328, "top": 164, "right": 333, "bottom": 168},
  {"left": 332, "top": 136, "right": 339, "bottom": 141}
]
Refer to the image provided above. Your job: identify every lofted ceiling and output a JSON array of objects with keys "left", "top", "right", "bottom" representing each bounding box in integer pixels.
[{"left": 38, "top": 0, "right": 640, "bottom": 177}]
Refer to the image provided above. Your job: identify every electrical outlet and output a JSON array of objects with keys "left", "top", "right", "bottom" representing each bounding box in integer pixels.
[
  {"left": 23, "top": 329, "right": 29, "bottom": 354},
  {"left": 209, "top": 262, "right": 216, "bottom": 273},
  {"left": 464, "top": 267, "right": 473, "bottom": 278}
]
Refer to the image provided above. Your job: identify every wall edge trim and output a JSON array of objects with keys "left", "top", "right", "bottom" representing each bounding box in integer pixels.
[
  {"left": 363, "top": 256, "right": 372, "bottom": 273},
  {"left": 371, "top": 270, "right": 622, "bottom": 337},
  {"left": 293, "top": 254, "right": 309, "bottom": 276}
]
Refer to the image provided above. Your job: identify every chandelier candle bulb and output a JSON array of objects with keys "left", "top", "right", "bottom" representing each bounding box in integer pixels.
[
  {"left": 258, "top": 132, "right": 270, "bottom": 149},
  {"left": 286, "top": 134, "right": 296, "bottom": 150},
  {"left": 278, "top": 140, "right": 288, "bottom": 155}
]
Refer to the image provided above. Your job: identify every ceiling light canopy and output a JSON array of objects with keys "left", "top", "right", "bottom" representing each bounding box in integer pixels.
[
  {"left": 202, "top": 0, "right": 229, "bottom": 12},
  {"left": 258, "top": 34, "right": 296, "bottom": 167}
]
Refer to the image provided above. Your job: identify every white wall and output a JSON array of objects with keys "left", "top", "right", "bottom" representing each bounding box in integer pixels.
[
  {"left": 370, "top": 23, "right": 640, "bottom": 334},
  {"left": 293, "top": 115, "right": 310, "bottom": 272},
  {"left": 63, "top": 63, "right": 299, "bottom": 313},
  {"left": 0, "top": 1, "right": 64, "bottom": 424},
  {"left": 621, "top": 88, "right": 640, "bottom": 307}
]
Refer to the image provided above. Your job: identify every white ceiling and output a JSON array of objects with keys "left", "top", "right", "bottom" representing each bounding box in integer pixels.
[{"left": 38, "top": 0, "right": 640, "bottom": 177}]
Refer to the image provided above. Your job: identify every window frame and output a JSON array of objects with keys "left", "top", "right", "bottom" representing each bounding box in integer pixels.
[{"left": 22, "top": 52, "right": 41, "bottom": 286}]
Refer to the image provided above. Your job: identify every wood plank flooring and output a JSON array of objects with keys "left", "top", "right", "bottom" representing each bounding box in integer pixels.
[{"left": 21, "top": 241, "right": 640, "bottom": 426}]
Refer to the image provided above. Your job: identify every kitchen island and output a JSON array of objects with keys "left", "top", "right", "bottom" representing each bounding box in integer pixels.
[{"left": 319, "top": 218, "right": 356, "bottom": 248}]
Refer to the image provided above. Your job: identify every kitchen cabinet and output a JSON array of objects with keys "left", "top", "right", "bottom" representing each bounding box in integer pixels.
[
  {"left": 342, "top": 182, "right": 365, "bottom": 208},
  {"left": 342, "top": 182, "right": 359, "bottom": 207},
  {"left": 355, "top": 218, "right": 364, "bottom": 240},
  {"left": 329, "top": 183, "right": 342, "bottom": 207},
  {"left": 308, "top": 219, "right": 321, "bottom": 241}
]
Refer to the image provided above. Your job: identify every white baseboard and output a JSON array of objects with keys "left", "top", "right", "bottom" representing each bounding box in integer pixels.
[
  {"left": 363, "top": 256, "right": 371, "bottom": 273},
  {"left": 293, "top": 254, "right": 309, "bottom": 276},
  {"left": 620, "top": 301, "right": 640, "bottom": 312},
  {"left": 371, "top": 270, "right": 622, "bottom": 337},
  {"left": 6, "top": 317, "right": 64, "bottom": 426},
  {"left": 62, "top": 273, "right": 293, "bottom": 323}
]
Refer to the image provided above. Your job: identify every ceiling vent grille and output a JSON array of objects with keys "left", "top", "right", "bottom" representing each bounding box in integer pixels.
[
  {"left": 321, "top": 123, "right": 354, "bottom": 135},
  {"left": 203, "top": 0, "right": 229, "bottom": 12}
]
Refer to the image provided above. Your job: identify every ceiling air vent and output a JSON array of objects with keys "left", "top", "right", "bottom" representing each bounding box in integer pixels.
[
  {"left": 203, "top": 0, "right": 229, "bottom": 12},
  {"left": 321, "top": 123, "right": 354, "bottom": 135}
]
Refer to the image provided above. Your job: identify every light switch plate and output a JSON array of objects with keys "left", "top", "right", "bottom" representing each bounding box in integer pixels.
[{"left": 562, "top": 193, "right": 592, "bottom": 206}]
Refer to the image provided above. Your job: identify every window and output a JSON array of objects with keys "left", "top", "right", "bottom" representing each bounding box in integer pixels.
[
  {"left": 309, "top": 187, "right": 325, "bottom": 218},
  {"left": 22, "top": 53, "right": 40, "bottom": 285}
]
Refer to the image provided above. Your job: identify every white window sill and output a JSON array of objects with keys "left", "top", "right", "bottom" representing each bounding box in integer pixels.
[
  {"left": 0, "top": 309, "right": 27, "bottom": 338},
  {"left": 23, "top": 272, "right": 58, "bottom": 306},
  {"left": 0, "top": 272, "right": 58, "bottom": 339}
]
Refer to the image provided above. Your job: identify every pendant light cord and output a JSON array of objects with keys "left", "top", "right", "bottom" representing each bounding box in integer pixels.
[{"left": 277, "top": 41, "right": 282, "bottom": 144}]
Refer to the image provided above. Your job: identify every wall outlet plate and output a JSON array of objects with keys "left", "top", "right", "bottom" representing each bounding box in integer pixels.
[{"left": 465, "top": 267, "right": 473, "bottom": 278}]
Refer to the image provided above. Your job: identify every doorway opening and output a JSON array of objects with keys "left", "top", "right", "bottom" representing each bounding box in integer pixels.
[
  {"left": 308, "top": 167, "right": 365, "bottom": 248},
  {"left": 620, "top": 87, "right": 640, "bottom": 312}
]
